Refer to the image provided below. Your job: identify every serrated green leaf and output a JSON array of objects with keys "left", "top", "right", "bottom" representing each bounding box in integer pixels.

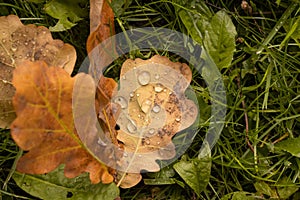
[
  {"left": 203, "top": 11, "right": 237, "bottom": 69},
  {"left": 13, "top": 165, "right": 119, "bottom": 200},
  {"left": 44, "top": 0, "right": 88, "bottom": 32},
  {"left": 275, "top": 137, "right": 300, "bottom": 157},
  {"left": 173, "top": 146, "right": 211, "bottom": 197},
  {"left": 220, "top": 192, "right": 257, "bottom": 200},
  {"left": 174, "top": 0, "right": 213, "bottom": 45}
]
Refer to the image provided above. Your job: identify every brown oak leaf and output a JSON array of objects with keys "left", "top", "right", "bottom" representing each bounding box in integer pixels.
[
  {"left": 114, "top": 55, "right": 198, "bottom": 188},
  {"left": 87, "top": 0, "right": 116, "bottom": 73},
  {"left": 0, "top": 15, "right": 76, "bottom": 128},
  {"left": 10, "top": 61, "right": 113, "bottom": 184}
]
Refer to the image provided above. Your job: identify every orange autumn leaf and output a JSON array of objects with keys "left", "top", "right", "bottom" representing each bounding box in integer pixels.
[
  {"left": 0, "top": 15, "right": 76, "bottom": 128},
  {"left": 87, "top": 0, "right": 115, "bottom": 53},
  {"left": 10, "top": 61, "right": 113, "bottom": 184}
]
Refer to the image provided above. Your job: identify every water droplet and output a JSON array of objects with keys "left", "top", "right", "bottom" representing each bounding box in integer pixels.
[
  {"left": 127, "top": 120, "right": 137, "bottom": 133},
  {"left": 138, "top": 71, "right": 151, "bottom": 85},
  {"left": 138, "top": 154, "right": 142, "bottom": 158},
  {"left": 154, "top": 74, "right": 160, "bottom": 80},
  {"left": 97, "top": 138, "right": 107, "bottom": 146},
  {"left": 175, "top": 117, "right": 181, "bottom": 122},
  {"left": 11, "top": 44, "right": 17, "bottom": 52},
  {"left": 145, "top": 139, "right": 150, "bottom": 145},
  {"left": 163, "top": 89, "right": 167, "bottom": 92},
  {"left": 24, "top": 42, "right": 28, "bottom": 46},
  {"left": 2, "top": 39, "right": 6, "bottom": 43},
  {"left": 114, "top": 96, "right": 127, "bottom": 109},
  {"left": 154, "top": 83, "right": 164, "bottom": 93},
  {"left": 136, "top": 93, "right": 140, "bottom": 97},
  {"left": 32, "top": 41, "right": 36, "bottom": 45},
  {"left": 23, "top": 34, "right": 27, "bottom": 37},
  {"left": 141, "top": 99, "right": 152, "bottom": 113},
  {"left": 149, "top": 128, "right": 155, "bottom": 135},
  {"left": 123, "top": 152, "right": 128, "bottom": 157},
  {"left": 18, "top": 55, "right": 22, "bottom": 59},
  {"left": 157, "top": 141, "right": 160, "bottom": 145},
  {"left": 42, "top": 30, "right": 47, "bottom": 34},
  {"left": 152, "top": 104, "right": 161, "bottom": 113},
  {"left": 122, "top": 75, "right": 126, "bottom": 80},
  {"left": 130, "top": 92, "right": 134, "bottom": 97}
]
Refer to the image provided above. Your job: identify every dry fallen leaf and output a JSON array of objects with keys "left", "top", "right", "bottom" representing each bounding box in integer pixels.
[
  {"left": 10, "top": 61, "right": 113, "bottom": 184},
  {"left": 87, "top": 0, "right": 116, "bottom": 72},
  {"left": 114, "top": 55, "right": 198, "bottom": 188},
  {"left": 0, "top": 15, "right": 76, "bottom": 128}
]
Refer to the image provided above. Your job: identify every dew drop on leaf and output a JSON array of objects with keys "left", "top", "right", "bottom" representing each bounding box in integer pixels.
[
  {"left": 149, "top": 128, "right": 155, "bottom": 135},
  {"left": 141, "top": 99, "right": 152, "bottom": 113},
  {"left": 127, "top": 120, "right": 137, "bottom": 133},
  {"left": 152, "top": 104, "right": 161, "bottom": 113},
  {"left": 114, "top": 96, "right": 128, "bottom": 109},
  {"left": 97, "top": 138, "right": 107, "bottom": 146},
  {"left": 154, "top": 83, "right": 164, "bottom": 93},
  {"left": 11, "top": 44, "right": 17, "bottom": 52},
  {"left": 138, "top": 71, "right": 151, "bottom": 86},
  {"left": 154, "top": 74, "right": 160, "bottom": 80}
]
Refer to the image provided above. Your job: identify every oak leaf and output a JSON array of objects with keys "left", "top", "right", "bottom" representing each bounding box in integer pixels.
[
  {"left": 114, "top": 55, "right": 198, "bottom": 188},
  {"left": 87, "top": 0, "right": 116, "bottom": 71},
  {"left": 10, "top": 61, "right": 113, "bottom": 184},
  {"left": 0, "top": 15, "right": 76, "bottom": 128}
]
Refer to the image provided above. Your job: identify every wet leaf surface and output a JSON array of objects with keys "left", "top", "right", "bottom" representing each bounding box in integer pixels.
[
  {"left": 115, "top": 55, "right": 198, "bottom": 187},
  {"left": 0, "top": 15, "right": 76, "bottom": 128}
]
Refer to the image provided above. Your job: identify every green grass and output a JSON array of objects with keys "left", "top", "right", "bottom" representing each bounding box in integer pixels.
[{"left": 1, "top": 0, "right": 300, "bottom": 199}]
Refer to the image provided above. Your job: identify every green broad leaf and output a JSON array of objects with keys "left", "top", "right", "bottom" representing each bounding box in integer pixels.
[
  {"left": 275, "top": 137, "right": 300, "bottom": 157},
  {"left": 173, "top": 144, "right": 211, "bottom": 197},
  {"left": 49, "top": 19, "right": 77, "bottom": 32},
  {"left": 174, "top": 0, "right": 213, "bottom": 45},
  {"left": 254, "top": 181, "right": 277, "bottom": 197},
  {"left": 276, "top": 176, "right": 299, "bottom": 199},
  {"left": 220, "top": 192, "right": 258, "bottom": 200},
  {"left": 144, "top": 166, "right": 176, "bottom": 185},
  {"left": 203, "top": 11, "right": 237, "bottom": 69},
  {"left": 13, "top": 165, "right": 120, "bottom": 200},
  {"left": 44, "top": 0, "right": 88, "bottom": 32}
]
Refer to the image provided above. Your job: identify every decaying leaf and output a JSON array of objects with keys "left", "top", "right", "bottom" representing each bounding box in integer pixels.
[
  {"left": 114, "top": 55, "right": 198, "bottom": 187},
  {"left": 87, "top": 0, "right": 116, "bottom": 70},
  {"left": 10, "top": 61, "right": 113, "bottom": 184},
  {"left": 0, "top": 15, "right": 76, "bottom": 128}
]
